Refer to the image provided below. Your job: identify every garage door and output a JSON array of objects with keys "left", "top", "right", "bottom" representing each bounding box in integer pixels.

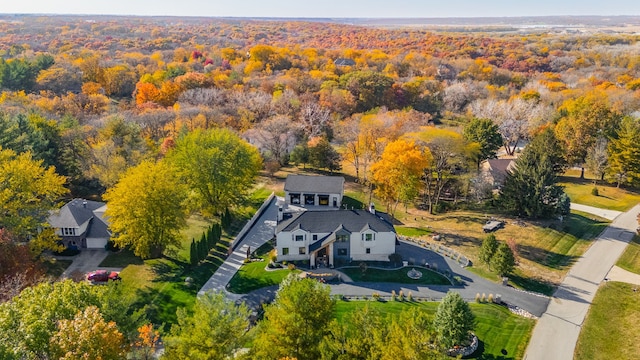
[{"left": 86, "top": 238, "right": 108, "bottom": 249}]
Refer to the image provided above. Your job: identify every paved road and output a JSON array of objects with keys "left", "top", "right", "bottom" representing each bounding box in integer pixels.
[
  {"left": 198, "top": 196, "right": 278, "bottom": 298},
  {"left": 570, "top": 203, "right": 622, "bottom": 221},
  {"left": 524, "top": 204, "right": 640, "bottom": 360}
]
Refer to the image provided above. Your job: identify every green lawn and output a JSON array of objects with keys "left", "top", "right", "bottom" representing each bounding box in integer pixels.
[
  {"left": 227, "top": 243, "right": 298, "bottom": 294},
  {"left": 335, "top": 301, "right": 535, "bottom": 359},
  {"left": 575, "top": 282, "right": 640, "bottom": 359},
  {"left": 340, "top": 267, "right": 451, "bottom": 285},
  {"left": 99, "top": 249, "right": 144, "bottom": 267},
  {"left": 616, "top": 235, "right": 640, "bottom": 274},
  {"left": 42, "top": 259, "right": 73, "bottom": 278},
  {"left": 559, "top": 174, "right": 640, "bottom": 212},
  {"left": 396, "top": 226, "right": 433, "bottom": 238}
]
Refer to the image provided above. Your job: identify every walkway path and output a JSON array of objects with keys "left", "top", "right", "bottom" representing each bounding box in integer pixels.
[
  {"left": 606, "top": 265, "right": 640, "bottom": 286},
  {"left": 198, "top": 196, "right": 278, "bottom": 299},
  {"left": 570, "top": 203, "right": 622, "bottom": 221},
  {"left": 524, "top": 204, "right": 640, "bottom": 360}
]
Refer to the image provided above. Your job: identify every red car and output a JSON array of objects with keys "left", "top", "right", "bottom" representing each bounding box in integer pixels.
[{"left": 87, "top": 270, "right": 121, "bottom": 283}]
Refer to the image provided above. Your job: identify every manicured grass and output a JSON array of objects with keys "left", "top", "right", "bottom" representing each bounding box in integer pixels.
[
  {"left": 99, "top": 249, "right": 144, "bottom": 267},
  {"left": 575, "top": 282, "right": 640, "bottom": 360},
  {"left": 396, "top": 226, "right": 433, "bottom": 238},
  {"left": 335, "top": 301, "right": 535, "bottom": 360},
  {"left": 340, "top": 267, "right": 451, "bottom": 285},
  {"left": 227, "top": 243, "right": 298, "bottom": 294},
  {"left": 616, "top": 235, "right": 640, "bottom": 274},
  {"left": 559, "top": 174, "right": 640, "bottom": 212},
  {"left": 400, "top": 209, "right": 608, "bottom": 291},
  {"left": 112, "top": 188, "right": 272, "bottom": 328},
  {"left": 43, "top": 259, "right": 73, "bottom": 278}
]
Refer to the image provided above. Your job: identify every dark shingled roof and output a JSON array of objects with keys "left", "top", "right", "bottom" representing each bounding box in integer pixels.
[
  {"left": 48, "top": 199, "right": 106, "bottom": 228},
  {"left": 277, "top": 210, "right": 395, "bottom": 234},
  {"left": 48, "top": 199, "right": 111, "bottom": 239},
  {"left": 284, "top": 175, "right": 344, "bottom": 194}
]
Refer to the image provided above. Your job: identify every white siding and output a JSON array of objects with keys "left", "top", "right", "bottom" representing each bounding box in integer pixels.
[{"left": 350, "top": 231, "right": 396, "bottom": 262}]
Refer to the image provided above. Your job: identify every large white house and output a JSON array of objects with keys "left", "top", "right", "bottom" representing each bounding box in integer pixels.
[
  {"left": 48, "top": 199, "right": 110, "bottom": 249},
  {"left": 284, "top": 174, "right": 344, "bottom": 208},
  {"left": 276, "top": 207, "right": 397, "bottom": 267}
]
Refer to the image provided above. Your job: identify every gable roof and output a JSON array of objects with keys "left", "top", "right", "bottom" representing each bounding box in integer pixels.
[
  {"left": 334, "top": 58, "right": 356, "bottom": 66},
  {"left": 48, "top": 199, "right": 107, "bottom": 228},
  {"left": 277, "top": 210, "right": 395, "bottom": 234},
  {"left": 284, "top": 175, "right": 344, "bottom": 194},
  {"left": 484, "top": 158, "right": 516, "bottom": 181}
]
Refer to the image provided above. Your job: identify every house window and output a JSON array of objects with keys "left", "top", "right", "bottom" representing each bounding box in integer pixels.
[
  {"left": 313, "top": 235, "right": 318, "bottom": 241},
  {"left": 338, "top": 249, "right": 348, "bottom": 256},
  {"left": 337, "top": 234, "right": 349, "bottom": 242},
  {"left": 299, "top": 247, "right": 306, "bottom": 255},
  {"left": 295, "top": 235, "right": 304, "bottom": 242},
  {"left": 282, "top": 247, "right": 289, "bottom": 255},
  {"left": 62, "top": 228, "right": 75, "bottom": 236},
  {"left": 363, "top": 233, "right": 374, "bottom": 241},
  {"left": 366, "top": 248, "right": 371, "bottom": 254}
]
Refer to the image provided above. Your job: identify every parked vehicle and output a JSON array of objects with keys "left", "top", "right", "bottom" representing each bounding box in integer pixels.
[
  {"left": 87, "top": 270, "right": 121, "bottom": 283},
  {"left": 483, "top": 220, "right": 504, "bottom": 233}
]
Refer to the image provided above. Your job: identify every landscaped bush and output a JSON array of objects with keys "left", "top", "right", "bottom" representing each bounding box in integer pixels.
[{"left": 591, "top": 187, "right": 599, "bottom": 196}]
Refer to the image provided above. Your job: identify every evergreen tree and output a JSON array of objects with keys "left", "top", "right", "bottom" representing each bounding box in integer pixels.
[
  {"left": 479, "top": 234, "right": 498, "bottom": 269},
  {"left": 434, "top": 291, "right": 475, "bottom": 349},
  {"left": 492, "top": 242, "right": 516, "bottom": 277},
  {"left": 190, "top": 239, "right": 197, "bottom": 266},
  {"left": 500, "top": 129, "right": 566, "bottom": 218},
  {"left": 207, "top": 226, "right": 214, "bottom": 250},
  {"left": 607, "top": 116, "right": 640, "bottom": 187}
]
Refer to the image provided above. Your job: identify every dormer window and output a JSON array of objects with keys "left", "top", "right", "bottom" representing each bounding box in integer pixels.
[
  {"left": 362, "top": 233, "right": 374, "bottom": 241},
  {"left": 295, "top": 235, "right": 304, "bottom": 242},
  {"left": 62, "top": 228, "right": 76, "bottom": 236}
]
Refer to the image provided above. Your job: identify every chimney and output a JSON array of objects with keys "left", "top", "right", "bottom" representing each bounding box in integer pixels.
[
  {"left": 82, "top": 200, "right": 87, "bottom": 208},
  {"left": 277, "top": 206, "right": 283, "bottom": 222},
  {"left": 368, "top": 203, "right": 375, "bottom": 215}
]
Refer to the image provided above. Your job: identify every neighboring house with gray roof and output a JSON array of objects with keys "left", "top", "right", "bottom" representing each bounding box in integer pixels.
[
  {"left": 276, "top": 207, "right": 396, "bottom": 267},
  {"left": 48, "top": 198, "right": 110, "bottom": 249},
  {"left": 480, "top": 159, "right": 516, "bottom": 189},
  {"left": 284, "top": 174, "right": 344, "bottom": 208}
]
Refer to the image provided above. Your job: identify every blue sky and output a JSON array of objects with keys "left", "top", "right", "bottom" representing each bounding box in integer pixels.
[{"left": 2, "top": 0, "right": 639, "bottom": 18}]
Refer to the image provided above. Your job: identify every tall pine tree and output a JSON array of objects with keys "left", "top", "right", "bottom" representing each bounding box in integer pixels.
[
  {"left": 190, "top": 238, "right": 197, "bottom": 266},
  {"left": 500, "top": 128, "right": 567, "bottom": 218}
]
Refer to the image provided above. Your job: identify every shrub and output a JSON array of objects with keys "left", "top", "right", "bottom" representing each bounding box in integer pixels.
[
  {"left": 408, "top": 291, "right": 413, "bottom": 301},
  {"left": 475, "top": 293, "right": 481, "bottom": 303},
  {"left": 398, "top": 290, "right": 404, "bottom": 301},
  {"left": 391, "top": 290, "right": 397, "bottom": 301},
  {"left": 591, "top": 187, "right": 599, "bottom": 196},
  {"left": 481, "top": 293, "right": 486, "bottom": 302},
  {"left": 372, "top": 292, "right": 380, "bottom": 301},
  {"left": 488, "top": 293, "right": 494, "bottom": 303},
  {"left": 287, "top": 263, "right": 296, "bottom": 270}
]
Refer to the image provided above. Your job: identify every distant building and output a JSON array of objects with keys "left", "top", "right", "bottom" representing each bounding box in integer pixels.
[
  {"left": 276, "top": 206, "right": 397, "bottom": 267},
  {"left": 284, "top": 174, "right": 344, "bottom": 208},
  {"left": 48, "top": 199, "right": 110, "bottom": 249},
  {"left": 334, "top": 58, "right": 356, "bottom": 67},
  {"left": 480, "top": 159, "right": 516, "bottom": 189}
]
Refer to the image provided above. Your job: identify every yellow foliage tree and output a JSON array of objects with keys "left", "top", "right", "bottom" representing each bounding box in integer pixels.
[
  {"left": 50, "top": 306, "right": 127, "bottom": 360},
  {"left": 371, "top": 139, "right": 431, "bottom": 215}
]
